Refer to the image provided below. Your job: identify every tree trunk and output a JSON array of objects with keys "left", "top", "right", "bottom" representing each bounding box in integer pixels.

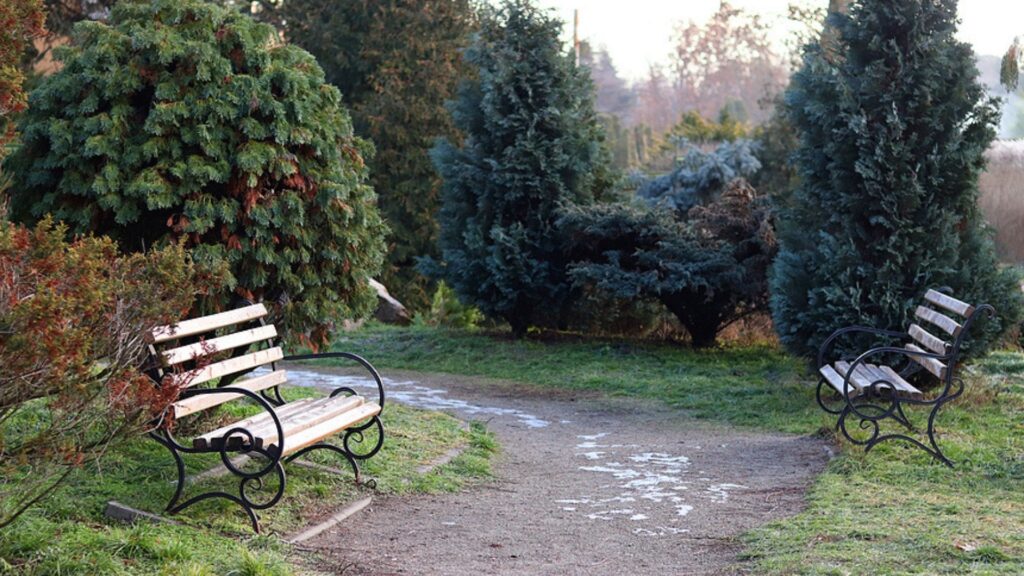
[
  {"left": 821, "top": 0, "right": 852, "bottom": 63},
  {"left": 662, "top": 294, "right": 726, "bottom": 349},
  {"left": 507, "top": 306, "right": 529, "bottom": 339}
]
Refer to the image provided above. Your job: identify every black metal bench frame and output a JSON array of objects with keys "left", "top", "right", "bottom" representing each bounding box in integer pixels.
[
  {"left": 144, "top": 308, "right": 385, "bottom": 533},
  {"left": 815, "top": 289, "right": 994, "bottom": 467}
]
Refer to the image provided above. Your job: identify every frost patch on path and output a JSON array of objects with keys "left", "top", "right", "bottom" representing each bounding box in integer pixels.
[
  {"left": 560, "top": 432, "right": 746, "bottom": 536},
  {"left": 707, "top": 483, "right": 746, "bottom": 503},
  {"left": 275, "top": 368, "right": 550, "bottom": 429}
]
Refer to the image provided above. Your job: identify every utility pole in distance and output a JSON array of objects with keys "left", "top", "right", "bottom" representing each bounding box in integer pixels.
[{"left": 573, "top": 9, "right": 580, "bottom": 66}]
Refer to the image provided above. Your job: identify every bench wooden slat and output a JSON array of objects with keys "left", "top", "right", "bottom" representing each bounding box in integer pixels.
[
  {"left": 199, "top": 395, "right": 369, "bottom": 451},
  {"left": 834, "top": 361, "right": 875, "bottom": 390},
  {"left": 877, "top": 365, "right": 923, "bottom": 398},
  {"left": 161, "top": 325, "right": 278, "bottom": 367},
  {"left": 908, "top": 323, "right": 948, "bottom": 356},
  {"left": 150, "top": 304, "right": 268, "bottom": 344},
  {"left": 914, "top": 306, "right": 962, "bottom": 337},
  {"left": 253, "top": 395, "right": 364, "bottom": 451},
  {"left": 822, "top": 361, "right": 924, "bottom": 399},
  {"left": 277, "top": 402, "right": 381, "bottom": 457},
  {"left": 905, "top": 343, "right": 947, "bottom": 379},
  {"left": 860, "top": 362, "right": 901, "bottom": 393},
  {"left": 861, "top": 363, "right": 923, "bottom": 398},
  {"left": 168, "top": 346, "right": 283, "bottom": 388},
  {"left": 241, "top": 396, "right": 340, "bottom": 442},
  {"left": 194, "top": 397, "right": 316, "bottom": 450},
  {"left": 924, "top": 289, "right": 975, "bottom": 317},
  {"left": 172, "top": 370, "right": 288, "bottom": 418},
  {"left": 820, "top": 363, "right": 862, "bottom": 397}
]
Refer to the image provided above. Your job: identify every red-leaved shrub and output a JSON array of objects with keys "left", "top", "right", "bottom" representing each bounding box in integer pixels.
[{"left": 0, "top": 218, "right": 196, "bottom": 527}]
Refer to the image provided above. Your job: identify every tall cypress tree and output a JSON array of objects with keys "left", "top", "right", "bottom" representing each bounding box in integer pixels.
[
  {"left": 429, "top": 0, "right": 606, "bottom": 336},
  {"left": 272, "top": 0, "right": 474, "bottom": 309},
  {"left": 771, "top": 0, "right": 1021, "bottom": 358}
]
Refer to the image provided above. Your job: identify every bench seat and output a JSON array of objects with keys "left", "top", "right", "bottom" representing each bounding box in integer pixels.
[
  {"left": 819, "top": 360, "right": 922, "bottom": 399},
  {"left": 193, "top": 394, "right": 382, "bottom": 455}
]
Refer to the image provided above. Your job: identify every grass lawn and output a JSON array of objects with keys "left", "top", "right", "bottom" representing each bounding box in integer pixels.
[
  {"left": 0, "top": 383, "right": 497, "bottom": 575},
  {"left": 332, "top": 324, "right": 1024, "bottom": 575}
]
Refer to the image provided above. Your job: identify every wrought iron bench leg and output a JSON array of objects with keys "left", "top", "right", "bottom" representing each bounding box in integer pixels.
[
  {"left": 892, "top": 401, "right": 913, "bottom": 431},
  {"left": 150, "top": 431, "right": 187, "bottom": 513},
  {"left": 838, "top": 387, "right": 962, "bottom": 469},
  {"left": 286, "top": 443, "right": 364, "bottom": 485},
  {"left": 918, "top": 377, "right": 966, "bottom": 468},
  {"left": 150, "top": 430, "right": 287, "bottom": 533}
]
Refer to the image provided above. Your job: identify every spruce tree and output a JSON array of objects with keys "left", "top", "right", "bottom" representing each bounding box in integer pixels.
[
  {"left": 562, "top": 178, "right": 775, "bottom": 348},
  {"left": 6, "top": 0, "right": 386, "bottom": 346},
  {"left": 269, "top": 0, "right": 474, "bottom": 310},
  {"left": 429, "top": 0, "right": 606, "bottom": 336},
  {"left": 771, "top": 0, "right": 1021, "bottom": 359}
]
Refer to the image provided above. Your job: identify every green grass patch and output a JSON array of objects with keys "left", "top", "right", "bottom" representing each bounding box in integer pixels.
[
  {"left": 0, "top": 385, "right": 497, "bottom": 575},
  {"left": 332, "top": 324, "right": 821, "bottom": 433},
  {"left": 333, "top": 325, "right": 1024, "bottom": 574}
]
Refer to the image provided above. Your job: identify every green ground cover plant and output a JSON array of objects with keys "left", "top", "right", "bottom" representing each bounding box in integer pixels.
[
  {"left": 335, "top": 325, "right": 1024, "bottom": 574},
  {"left": 0, "top": 384, "right": 496, "bottom": 575}
]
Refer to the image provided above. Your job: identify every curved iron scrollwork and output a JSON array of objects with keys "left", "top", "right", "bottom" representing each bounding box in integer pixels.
[
  {"left": 148, "top": 386, "right": 287, "bottom": 532},
  {"left": 276, "top": 351, "right": 387, "bottom": 485},
  {"left": 281, "top": 351, "right": 386, "bottom": 410}
]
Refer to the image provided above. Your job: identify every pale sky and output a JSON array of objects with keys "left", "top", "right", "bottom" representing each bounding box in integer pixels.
[{"left": 533, "top": 0, "right": 1024, "bottom": 82}]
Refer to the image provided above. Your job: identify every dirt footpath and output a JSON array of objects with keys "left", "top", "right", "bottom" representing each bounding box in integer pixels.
[{"left": 286, "top": 368, "right": 830, "bottom": 576}]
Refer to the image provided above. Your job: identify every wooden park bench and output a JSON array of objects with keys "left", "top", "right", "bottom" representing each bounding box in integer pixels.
[
  {"left": 815, "top": 288, "right": 994, "bottom": 467},
  {"left": 144, "top": 303, "right": 385, "bottom": 532}
]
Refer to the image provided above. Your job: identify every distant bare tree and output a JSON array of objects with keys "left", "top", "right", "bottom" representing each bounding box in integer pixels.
[
  {"left": 578, "top": 41, "right": 635, "bottom": 123},
  {"left": 634, "top": 65, "right": 679, "bottom": 134},
  {"left": 667, "top": 2, "right": 786, "bottom": 125},
  {"left": 1003, "top": 38, "right": 1021, "bottom": 90}
]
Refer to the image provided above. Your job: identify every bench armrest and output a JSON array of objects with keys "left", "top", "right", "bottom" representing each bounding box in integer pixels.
[
  {"left": 281, "top": 352, "right": 385, "bottom": 411},
  {"left": 817, "top": 326, "right": 907, "bottom": 369}
]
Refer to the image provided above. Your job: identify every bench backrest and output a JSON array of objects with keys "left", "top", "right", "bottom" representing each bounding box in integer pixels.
[
  {"left": 148, "top": 303, "right": 284, "bottom": 418},
  {"left": 905, "top": 289, "right": 981, "bottom": 380}
]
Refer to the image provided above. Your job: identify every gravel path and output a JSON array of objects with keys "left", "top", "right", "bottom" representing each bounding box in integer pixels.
[{"left": 284, "top": 366, "right": 830, "bottom": 576}]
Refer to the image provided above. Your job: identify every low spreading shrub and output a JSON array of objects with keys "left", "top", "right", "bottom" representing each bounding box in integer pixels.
[
  {"left": 421, "top": 281, "right": 483, "bottom": 330},
  {"left": 562, "top": 179, "right": 775, "bottom": 347}
]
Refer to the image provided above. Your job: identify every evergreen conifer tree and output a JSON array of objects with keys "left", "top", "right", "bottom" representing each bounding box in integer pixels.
[
  {"left": 6, "top": 0, "right": 386, "bottom": 346},
  {"left": 0, "top": 0, "right": 44, "bottom": 156},
  {"left": 771, "top": 0, "right": 1021, "bottom": 358},
  {"left": 428, "top": 0, "right": 606, "bottom": 336},
  {"left": 271, "top": 0, "right": 475, "bottom": 309}
]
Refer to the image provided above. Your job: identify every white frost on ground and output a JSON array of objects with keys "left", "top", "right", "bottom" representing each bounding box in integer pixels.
[
  {"left": 562, "top": 432, "right": 746, "bottom": 535},
  {"left": 706, "top": 483, "right": 746, "bottom": 503},
  {"left": 277, "top": 367, "right": 752, "bottom": 537},
  {"left": 633, "top": 526, "right": 690, "bottom": 536},
  {"left": 277, "top": 368, "right": 551, "bottom": 429}
]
